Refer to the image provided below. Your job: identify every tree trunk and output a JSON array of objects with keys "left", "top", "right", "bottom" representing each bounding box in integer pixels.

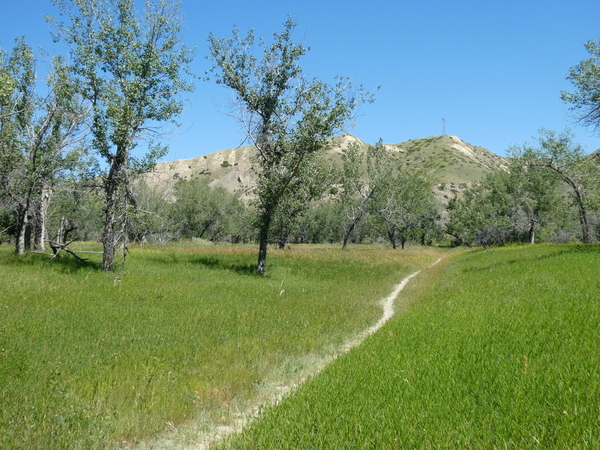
[
  {"left": 102, "top": 150, "right": 131, "bottom": 271},
  {"left": 568, "top": 179, "right": 590, "bottom": 244},
  {"left": 102, "top": 168, "right": 120, "bottom": 271},
  {"left": 56, "top": 217, "right": 77, "bottom": 245},
  {"left": 102, "top": 221, "right": 117, "bottom": 271},
  {"left": 578, "top": 207, "right": 590, "bottom": 244},
  {"left": 342, "top": 223, "right": 354, "bottom": 249},
  {"left": 102, "top": 200, "right": 129, "bottom": 272},
  {"left": 33, "top": 186, "right": 52, "bottom": 251},
  {"left": 528, "top": 221, "right": 536, "bottom": 244},
  {"left": 387, "top": 230, "right": 397, "bottom": 249},
  {"left": 343, "top": 212, "right": 363, "bottom": 250},
  {"left": 15, "top": 206, "right": 28, "bottom": 256},
  {"left": 552, "top": 167, "right": 590, "bottom": 244},
  {"left": 257, "top": 221, "right": 270, "bottom": 275}
]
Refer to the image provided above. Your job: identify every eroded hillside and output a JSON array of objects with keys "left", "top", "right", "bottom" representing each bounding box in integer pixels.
[{"left": 143, "top": 134, "right": 508, "bottom": 203}]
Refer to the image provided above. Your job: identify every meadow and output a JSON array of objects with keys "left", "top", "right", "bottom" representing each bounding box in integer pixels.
[
  {"left": 219, "top": 244, "right": 600, "bottom": 449},
  {"left": 0, "top": 242, "right": 441, "bottom": 449}
]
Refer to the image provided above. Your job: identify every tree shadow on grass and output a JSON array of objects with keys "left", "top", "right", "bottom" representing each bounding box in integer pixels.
[
  {"left": 461, "top": 244, "right": 599, "bottom": 274},
  {"left": 2, "top": 251, "right": 102, "bottom": 273},
  {"left": 192, "top": 256, "right": 260, "bottom": 276},
  {"left": 49, "top": 255, "right": 102, "bottom": 273}
]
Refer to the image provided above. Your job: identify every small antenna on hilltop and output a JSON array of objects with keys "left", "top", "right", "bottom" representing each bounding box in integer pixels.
[{"left": 442, "top": 118, "right": 446, "bottom": 136}]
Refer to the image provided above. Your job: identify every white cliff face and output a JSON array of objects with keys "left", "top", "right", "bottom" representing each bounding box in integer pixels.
[{"left": 448, "top": 135, "right": 479, "bottom": 160}]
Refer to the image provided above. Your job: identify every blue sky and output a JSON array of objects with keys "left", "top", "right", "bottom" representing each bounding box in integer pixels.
[{"left": 2, "top": 0, "right": 600, "bottom": 160}]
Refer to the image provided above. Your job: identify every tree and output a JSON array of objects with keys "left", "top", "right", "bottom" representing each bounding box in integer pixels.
[
  {"left": 445, "top": 171, "right": 516, "bottom": 247},
  {"left": 506, "top": 147, "right": 564, "bottom": 244},
  {"left": 207, "top": 18, "right": 371, "bottom": 273},
  {"left": 562, "top": 38, "right": 600, "bottom": 132},
  {"left": 0, "top": 38, "right": 87, "bottom": 255},
  {"left": 50, "top": 0, "right": 195, "bottom": 270},
  {"left": 446, "top": 130, "right": 593, "bottom": 248},
  {"left": 171, "top": 177, "right": 249, "bottom": 242},
  {"left": 377, "top": 168, "right": 437, "bottom": 249},
  {"left": 339, "top": 140, "right": 392, "bottom": 249},
  {"left": 128, "top": 180, "right": 177, "bottom": 244},
  {"left": 268, "top": 154, "right": 335, "bottom": 248},
  {"left": 295, "top": 199, "right": 345, "bottom": 244},
  {"left": 511, "top": 129, "right": 595, "bottom": 243}
]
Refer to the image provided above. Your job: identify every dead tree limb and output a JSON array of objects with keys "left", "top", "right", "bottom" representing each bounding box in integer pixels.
[{"left": 49, "top": 238, "right": 89, "bottom": 262}]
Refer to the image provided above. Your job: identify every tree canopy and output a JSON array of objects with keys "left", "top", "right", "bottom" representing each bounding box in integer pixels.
[
  {"left": 50, "top": 0, "right": 195, "bottom": 270},
  {"left": 562, "top": 38, "right": 600, "bottom": 132},
  {"left": 207, "top": 17, "right": 373, "bottom": 273}
]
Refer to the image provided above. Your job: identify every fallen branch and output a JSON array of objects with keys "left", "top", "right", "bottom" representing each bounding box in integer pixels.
[{"left": 49, "top": 240, "right": 89, "bottom": 262}]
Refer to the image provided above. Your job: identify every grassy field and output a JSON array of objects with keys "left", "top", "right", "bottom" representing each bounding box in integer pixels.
[
  {"left": 0, "top": 242, "right": 441, "bottom": 449},
  {"left": 219, "top": 244, "right": 600, "bottom": 449}
]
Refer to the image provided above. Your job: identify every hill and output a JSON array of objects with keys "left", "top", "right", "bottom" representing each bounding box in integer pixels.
[{"left": 143, "top": 134, "right": 509, "bottom": 202}]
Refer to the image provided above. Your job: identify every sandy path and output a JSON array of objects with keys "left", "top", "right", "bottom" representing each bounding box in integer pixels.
[
  {"left": 339, "top": 257, "right": 441, "bottom": 354},
  {"left": 146, "top": 258, "right": 442, "bottom": 450}
]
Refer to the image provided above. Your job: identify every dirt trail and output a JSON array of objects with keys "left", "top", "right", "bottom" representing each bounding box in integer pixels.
[
  {"left": 143, "top": 258, "right": 442, "bottom": 450},
  {"left": 339, "top": 258, "right": 441, "bottom": 354}
]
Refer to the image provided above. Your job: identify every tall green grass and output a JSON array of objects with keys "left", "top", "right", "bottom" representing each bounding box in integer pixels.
[
  {"left": 0, "top": 242, "right": 440, "bottom": 449},
  {"left": 221, "top": 244, "right": 600, "bottom": 449}
]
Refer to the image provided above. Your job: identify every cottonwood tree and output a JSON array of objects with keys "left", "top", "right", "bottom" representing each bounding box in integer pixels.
[
  {"left": 293, "top": 200, "right": 345, "bottom": 244},
  {"left": 127, "top": 181, "right": 177, "bottom": 244},
  {"left": 50, "top": 0, "right": 194, "bottom": 270},
  {"left": 171, "top": 177, "right": 249, "bottom": 242},
  {"left": 377, "top": 168, "right": 437, "bottom": 249},
  {"left": 562, "top": 38, "right": 600, "bottom": 224},
  {"left": 0, "top": 38, "right": 87, "bottom": 255},
  {"left": 506, "top": 147, "right": 564, "bottom": 243},
  {"left": 268, "top": 155, "right": 335, "bottom": 248},
  {"left": 512, "top": 129, "right": 595, "bottom": 243},
  {"left": 562, "top": 38, "right": 600, "bottom": 133},
  {"left": 339, "top": 140, "right": 392, "bottom": 249},
  {"left": 207, "top": 18, "right": 371, "bottom": 273},
  {"left": 445, "top": 171, "right": 517, "bottom": 247}
]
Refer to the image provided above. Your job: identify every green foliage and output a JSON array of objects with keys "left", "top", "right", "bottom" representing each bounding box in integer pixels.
[
  {"left": 377, "top": 166, "right": 438, "bottom": 248},
  {"left": 0, "top": 37, "right": 88, "bottom": 254},
  {"left": 127, "top": 181, "right": 177, "bottom": 243},
  {"left": 340, "top": 140, "right": 393, "bottom": 248},
  {"left": 50, "top": 0, "right": 195, "bottom": 270},
  {"left": 221, "top": 244, "right": 600, "bottom": 449},
  {"left": 509, "top": 128, "right": 598, "bottom": 243},
  {"left": 446, "top": 170, "right": 520, "bottom": 246},
  {"left": 48, "top": 184, "right": 105, "bottom": 242},
  {"left": 448, "top": 129, "right": 598, "bottom": 247},
  {"left": 286, "top": 200, "right": 346, "bottom": 245},
  {"left": 339, "top": 140, "right": 439, "bottom": 248},
  {"left": 171, "top": 177, "right": 251, "bottom": 242},
  {"left": 562, "top": 38, "right": 600, "bottom": 131},
  {"left": 207, "top": 17, "right": 371, "bottom": 272}
]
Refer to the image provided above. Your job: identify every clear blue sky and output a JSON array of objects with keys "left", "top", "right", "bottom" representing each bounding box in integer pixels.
[{"left": 2, "top": 0, "right": 600, "bottom": 160}]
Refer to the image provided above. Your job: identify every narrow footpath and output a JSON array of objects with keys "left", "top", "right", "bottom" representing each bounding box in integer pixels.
[{"left": 140, "top": 257, "right": 443, "bottom": 450}]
